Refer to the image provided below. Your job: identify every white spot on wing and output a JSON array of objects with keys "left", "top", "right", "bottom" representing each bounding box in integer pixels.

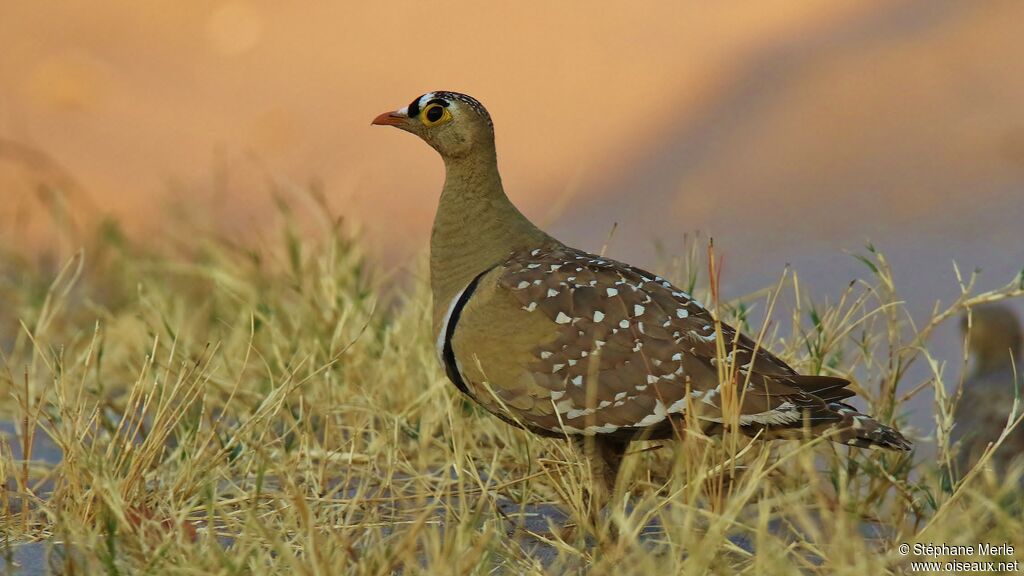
[
  {"left": 635, "top": 400, "right": 668, "bottom": 427},
  {"left": 667, "top": 397, "right": 688, "bottom": 413},
  {"left": 562, "top": 423, "right": 620, "bottom": 435},
  {"left": 739, "top": 409, "right": 804, "bottom": 426},
  {"left": 566, "top": 407, "right": 595, "bottom": 419},
  {"left": 702, "top": 388, "right": 719, "bottom": 406}
]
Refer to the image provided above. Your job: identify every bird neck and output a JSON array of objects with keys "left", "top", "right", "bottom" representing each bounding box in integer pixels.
[{"left": 430, "top": 147, "right": 551, "bottom": 333}]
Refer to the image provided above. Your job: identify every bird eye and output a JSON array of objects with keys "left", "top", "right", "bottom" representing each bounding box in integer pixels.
[{"left": 421, "top": 104, "right": 450, "bottom": 126}]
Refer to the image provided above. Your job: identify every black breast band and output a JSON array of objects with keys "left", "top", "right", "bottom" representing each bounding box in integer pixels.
[{"left": 441, "top": 269, "right": 491, "bottom": 397}]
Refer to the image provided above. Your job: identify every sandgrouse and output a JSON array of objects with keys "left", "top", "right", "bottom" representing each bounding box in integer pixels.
[
  {"left": 372, "top": 91, "right": 911, "bottom": 499},
  {"left": 952, "top": 303, "right": 1024, "bottom": 477}
]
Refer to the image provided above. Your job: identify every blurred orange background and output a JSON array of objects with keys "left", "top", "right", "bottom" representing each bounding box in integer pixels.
[{"left": 2, "top": 1, "right": 1023, "bottom": 430}]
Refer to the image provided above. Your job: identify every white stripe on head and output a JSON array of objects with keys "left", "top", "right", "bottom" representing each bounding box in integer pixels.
[{"left": 419, "top": 92, "right": 435, "bottom": 110}]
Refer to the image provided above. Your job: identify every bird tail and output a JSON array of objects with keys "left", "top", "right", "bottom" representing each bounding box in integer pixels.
[
  {"left": 824, "top": 403, "right": 912, "bottom": 451},
  {"left": 746, "top": 401, "right": 912, "bottom": 451}
]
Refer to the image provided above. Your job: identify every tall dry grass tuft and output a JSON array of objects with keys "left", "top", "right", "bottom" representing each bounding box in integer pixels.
[{"left": 0, "top": 190, "right": 1021, "bottom": 574}]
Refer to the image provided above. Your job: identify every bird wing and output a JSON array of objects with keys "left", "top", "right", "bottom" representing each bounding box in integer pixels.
[{"left": 448, "top": 243, "right": 853, "bottom": 439}]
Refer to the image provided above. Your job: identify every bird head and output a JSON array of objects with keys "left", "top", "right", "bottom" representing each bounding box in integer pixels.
[
  {"left": 372, "top": 91, "right": 494, "bottom": 159},
  {"left": 962, "top": 303, "right": 1024, "bottom": 372}
]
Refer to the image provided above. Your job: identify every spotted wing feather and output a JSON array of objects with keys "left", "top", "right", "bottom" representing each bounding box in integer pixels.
[{"left": 494, "top": 246, "right": 841, "bottom": 435}]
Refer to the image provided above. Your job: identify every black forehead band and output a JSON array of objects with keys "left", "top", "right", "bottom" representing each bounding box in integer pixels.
[{"left": 407, "top": 95, "right": 423, "bottom": 118}]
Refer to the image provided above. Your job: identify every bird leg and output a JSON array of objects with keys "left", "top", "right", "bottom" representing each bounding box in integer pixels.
[{"left": 573, "top": 435, "right": 627, "bottom": 536}]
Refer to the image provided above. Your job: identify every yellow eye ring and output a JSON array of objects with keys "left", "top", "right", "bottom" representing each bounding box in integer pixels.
[{"left": 421, "top": 104, "right": 452, "bottom": 127}]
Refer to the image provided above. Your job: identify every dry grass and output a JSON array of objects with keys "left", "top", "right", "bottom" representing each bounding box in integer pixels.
[{"left": 0, "top": 191, "right": 1022, "bottom": 575}]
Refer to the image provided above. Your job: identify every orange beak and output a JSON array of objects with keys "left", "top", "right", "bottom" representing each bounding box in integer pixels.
[{"left": 371, "top": 110, "right": 408, "bottom": 126}]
